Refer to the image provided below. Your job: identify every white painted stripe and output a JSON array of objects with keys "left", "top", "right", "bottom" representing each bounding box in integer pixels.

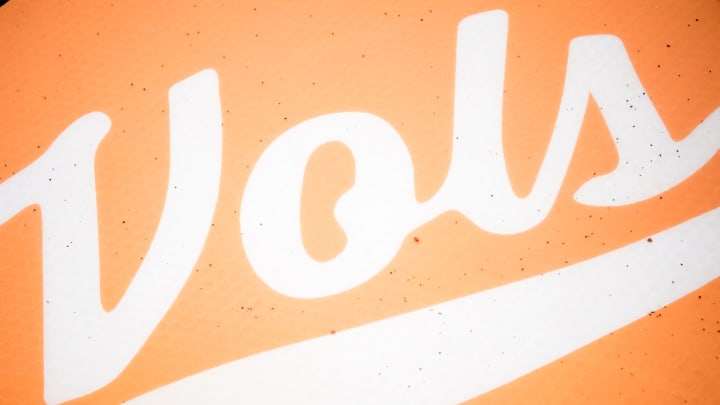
[{"left": 128, "top": 208, "right": 720, "bottom": 405}]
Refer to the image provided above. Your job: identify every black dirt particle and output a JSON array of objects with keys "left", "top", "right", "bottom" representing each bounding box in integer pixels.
[{"left": 647, "top": 237, "right": 653, "bottom": 243}]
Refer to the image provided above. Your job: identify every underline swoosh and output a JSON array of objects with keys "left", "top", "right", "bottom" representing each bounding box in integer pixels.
[{"left": 128, "top": 207, "right": 720, "bottom": 404}]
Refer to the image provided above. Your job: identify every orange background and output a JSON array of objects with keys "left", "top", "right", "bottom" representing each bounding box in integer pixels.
[{"left": 0, "top": 0, "right": 718, "bottom": 403}]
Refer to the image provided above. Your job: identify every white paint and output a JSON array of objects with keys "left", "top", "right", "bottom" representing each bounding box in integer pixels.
[
  {"left": 0, "top": 70, "right": 223, "bottom": 404},
  {"left": 128, "top": 208, "right": 720, "bottom": 405},
  {"left": 0, "top": 8, "right": 717, "bottom": 404}
]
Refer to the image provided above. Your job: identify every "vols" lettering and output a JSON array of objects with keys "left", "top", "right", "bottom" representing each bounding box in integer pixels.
[{"left": 0, "top": 10, "right": 717, "bottom": 405}]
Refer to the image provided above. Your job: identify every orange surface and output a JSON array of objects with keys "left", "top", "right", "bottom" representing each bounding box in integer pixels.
[{"left": 0, "top": 0, "right": 718, "bottom": 403}]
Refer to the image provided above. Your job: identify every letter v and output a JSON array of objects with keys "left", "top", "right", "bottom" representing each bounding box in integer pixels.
[{"left": 0, "top": 69, "right": 222, "bottom": 404}]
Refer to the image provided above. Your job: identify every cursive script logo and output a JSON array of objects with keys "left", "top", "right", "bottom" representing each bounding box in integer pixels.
[{"left": 0, "top": 9, "right": 717, "bottom": 405}]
